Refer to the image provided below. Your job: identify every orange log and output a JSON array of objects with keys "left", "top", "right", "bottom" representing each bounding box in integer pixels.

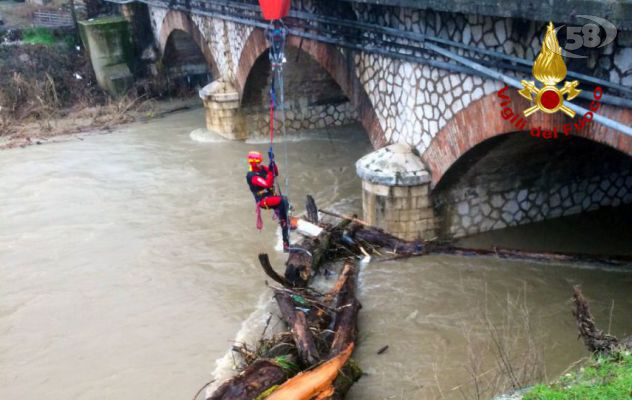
[{"left": 265, "top": 344, "right": 354, "bottom": 400}]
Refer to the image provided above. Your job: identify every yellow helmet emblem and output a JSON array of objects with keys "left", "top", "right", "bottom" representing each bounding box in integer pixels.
[{"left": 518, "top": 22, "right": 582, "bottom": 118}]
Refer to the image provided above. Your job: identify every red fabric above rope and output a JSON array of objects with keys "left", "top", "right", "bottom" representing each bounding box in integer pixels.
[{"left": 258, "top": 0, "right": 291, "bottom": 21}]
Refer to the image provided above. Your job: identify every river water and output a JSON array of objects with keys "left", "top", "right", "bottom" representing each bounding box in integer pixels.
[{"left": 1, "top": 107, "right": 631, "bottom": 400}]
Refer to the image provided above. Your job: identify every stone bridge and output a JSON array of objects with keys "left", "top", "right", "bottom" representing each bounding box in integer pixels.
[{"left": 116, "top": 0, "right": 632, "bottom": 241}]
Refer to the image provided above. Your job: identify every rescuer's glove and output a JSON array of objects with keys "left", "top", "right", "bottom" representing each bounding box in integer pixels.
[{"left": 269, "top": 161, "right": 278, "bottom": 176}]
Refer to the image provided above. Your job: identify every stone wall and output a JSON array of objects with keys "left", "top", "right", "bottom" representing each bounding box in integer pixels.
[
  {"left": 148, "top": 2, "right": 631, "bottom": 151},
  {"left": 240, "top": 102, "right": 358, "bottom": 139},
  {"left": 239, "top": 45, "right": 359, "bottom": 138},
  {"left": 432, "top": 134, "right": 632, "bottom": 238},
  {"left": 362, "top": 181, "right": 436, "bottom": 240},
  {"left": 348, "top": 3, "right": 632, "bottom": 155}
]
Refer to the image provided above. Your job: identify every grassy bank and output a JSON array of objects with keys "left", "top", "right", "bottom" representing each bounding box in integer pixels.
[{"left": 524, "top": 350, "right": 632, "bottom": 400}]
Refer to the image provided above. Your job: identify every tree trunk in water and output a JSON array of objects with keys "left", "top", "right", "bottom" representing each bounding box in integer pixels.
[
  {"left": 274, "top": 290, "right": 321, "bottom": 366},
  {"left": 349, "top": 224, "right": 423, "bottom": 255},
  {"left": 325, "top": 261, "right": 362, "bottom": 399},
  {"left": 330, "top": 261, "right": 361, "bottom": 355},
  {"left": 285, "top": 220, "right": 350, "bottom": 286}
]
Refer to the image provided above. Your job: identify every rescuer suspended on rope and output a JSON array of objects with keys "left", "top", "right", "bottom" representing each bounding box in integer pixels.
[{"left": 244, "top": 0, "right": 292, "bottom": 252}]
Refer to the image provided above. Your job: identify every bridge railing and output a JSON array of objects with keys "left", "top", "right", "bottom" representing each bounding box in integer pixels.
[{"left": 33, "top": 10, "right": 74, "bottom": 28}]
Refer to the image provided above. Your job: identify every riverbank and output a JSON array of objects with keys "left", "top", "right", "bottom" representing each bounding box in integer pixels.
[
  {"left": 0, "top": 96, "right": 202, "bottom": 149},
  {"left": 1, "top": 27, "right": 200, "bottom": 149},
  {"left": 523, "top": 350, "right": 632, "bottom": 400}
]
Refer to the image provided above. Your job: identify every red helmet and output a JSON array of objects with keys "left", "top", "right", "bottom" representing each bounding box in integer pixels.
[{"left": 248, "top": 151, "right": 263, "bottom": 165}]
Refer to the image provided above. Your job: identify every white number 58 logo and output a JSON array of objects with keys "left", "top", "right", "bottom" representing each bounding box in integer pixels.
[{"left": 554, "top": 15, "right": 618, "bottom": 58}]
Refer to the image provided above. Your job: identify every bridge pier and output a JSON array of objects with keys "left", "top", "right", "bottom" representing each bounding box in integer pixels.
[
  {"left": 199, "top": 80, "right": 243, "bottom": 140},
  {"left": 356, "top": 144, "right": 436, "bottom": 240},
  {"left": 78, "top": 17, "right": 134, "bottom": 97}
]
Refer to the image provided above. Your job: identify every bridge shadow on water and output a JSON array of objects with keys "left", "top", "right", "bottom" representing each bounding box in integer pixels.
[{"left": 456, "top": 202, "right": 632, "bottom": 256}]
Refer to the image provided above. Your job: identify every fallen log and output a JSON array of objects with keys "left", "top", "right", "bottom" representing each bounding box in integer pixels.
[
  {"left": 285, "top": 220, "right": 351, "bottom": 287},
  {"left": 324, "top": 261, "right": 363, "bottom": 400},
  {"left": 264, "top": 344, "right": 354, "bottom": 400},
  {"left": 318, "top": 209, "right": 369, "bottom": 226},
  {"left": 330, "top": 261, "right": 361, "bottom": 356},
  {"left": 274, "top": 290, "right": 321, "bottom": 366},
  {"left": 323, "top": 262, "right": 356, "bottom": 305},
  {"left": 323, "top": 208, "right": 632, "bottom": 267},
  {"left": 324, "top": 359, "right": 363, "bottom": 400},
  {"left": 259, "top": 253, "right": 292, "bottom": 288},
  {"left": 424, "top": 244, "right": 632, "bottom": 267},
  {"left": 207, "top": 359, "right": 289, "bottom": 400},
  {"left": 349, "top": 223, "right": 423, "bottom": 255}
]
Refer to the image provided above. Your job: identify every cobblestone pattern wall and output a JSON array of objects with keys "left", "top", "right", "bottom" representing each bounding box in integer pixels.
[
  {"left": 437, "top": 171, "right": 632, "bottom": 238},
  {"left": 432, "top": 135, "right": 632, "bottom": 238},
  {"left": 241, "top": 102, "right": 358, "bottom": 139},
  {"left": 240, "top": 43, "right": 360, "bottom": 137},
  {"left": 348, "top": 3, "right": 631, "bottom": 154}
]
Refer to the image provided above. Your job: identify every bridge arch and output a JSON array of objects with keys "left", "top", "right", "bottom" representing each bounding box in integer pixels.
[
  {"left": 422, "top": 89, "right": 632, "bottom": 187},
  {"left": 236, "top": 29, "right": 386, "bottom": 148},
  {"left": 425, "top": 90, "right": 632, "bottom": 239},
  {"left": 158, "top": 10, "right": 219, "bottom": 79}
]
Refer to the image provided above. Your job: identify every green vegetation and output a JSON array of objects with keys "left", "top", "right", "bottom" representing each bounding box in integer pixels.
[
  {"left": 22, "top": 27, "right": 74, "bottom": 48},
  {"left": 524, "top": 350, "right": 632, "bottom": 400},
  {"left": 22, "top": 27, "right": 56, "bottom": 45}
]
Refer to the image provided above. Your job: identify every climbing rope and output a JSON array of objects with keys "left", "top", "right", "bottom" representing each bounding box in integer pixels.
[
  {"left": 268, "top": 75, "right": 276, "bottom": 150},
  {"left": 277, "top": 67, "right": 290, "bottom": 202},
  {"left": 266, "top": 20, "right": 290, "bottom": 201}
]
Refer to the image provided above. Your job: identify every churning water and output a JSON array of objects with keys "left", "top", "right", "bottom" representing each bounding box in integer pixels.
[{"left": 1, "top": 107, "right": 630, "bottom": 400}]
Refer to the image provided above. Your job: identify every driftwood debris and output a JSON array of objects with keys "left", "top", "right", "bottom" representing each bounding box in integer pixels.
[
  {"left": 207, "top": 359, "right": 289, "bottom": 400},
  {"left": 265, "top": 344, "right": 354, "bottom": 400},
  {"left": 571, "top": 286, "right": 632, "bottom": 354},
  {"left": 348, "top": 223, "right": 424, "bottom": 255},
  {"left": 259, "top": 254, "right": 292, "bottom": 287},
  {"left": 284, "top": 218, "right": 351, "bottom": 287},
  {"left": 323, "top": 209, "right": 632, "bottom": 267},
  {"left": 208, "top": 198, "right": 632, "bottom": 400},
  {"left": 428, "top": 245, "right": 632, "bottom": 267},
  {"left": 329, "top": 262, "right": 361, "bottom": 355},
  {"left": 274, "top": 290, "right": 321, "bottom": 366},
  {"left": 208, "top": 197, "right": 366, "bottom": 400}
]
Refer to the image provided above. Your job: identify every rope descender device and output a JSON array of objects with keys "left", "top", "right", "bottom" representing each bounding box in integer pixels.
[
  {"left": 266, "top": 20, "right": 287, "bottom": 70},
  {"left": 259, "top": 0, "right": 290, "bottom": 69}
]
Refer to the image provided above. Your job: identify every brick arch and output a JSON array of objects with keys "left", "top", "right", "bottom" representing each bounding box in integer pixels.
[
  {"left": 158, "top": 10, "right": 219, "bottom": 78},
  {"left": 235, "top": 29, "right": 386, "bottom": 148},
  {"left": 422, "top": 88, "right": 632, "bottom": 186}
]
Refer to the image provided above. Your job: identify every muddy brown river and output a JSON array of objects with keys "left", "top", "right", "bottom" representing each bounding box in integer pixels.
[{"left": 1, "top": 107, "right": 631, "bottom": 400}]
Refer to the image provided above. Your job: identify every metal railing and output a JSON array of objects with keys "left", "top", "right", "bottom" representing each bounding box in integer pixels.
[{"left": 33, "top": 10, "right": 74, "bottom": 28}]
